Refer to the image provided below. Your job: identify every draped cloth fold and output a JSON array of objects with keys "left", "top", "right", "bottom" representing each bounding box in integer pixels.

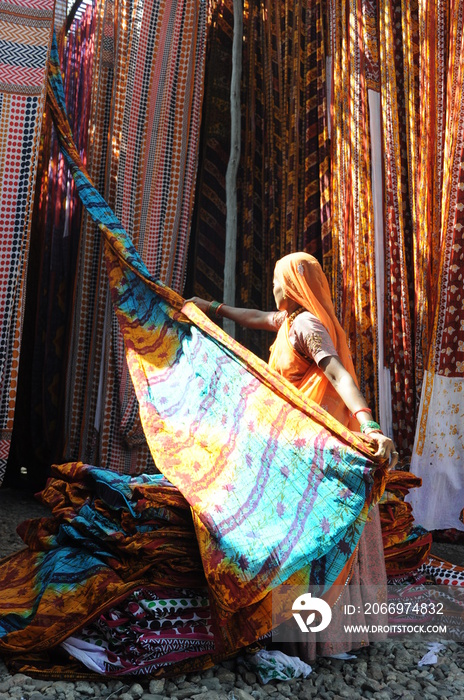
[{"left": 0, "top": 34, "right": 388, "bottom": 670}]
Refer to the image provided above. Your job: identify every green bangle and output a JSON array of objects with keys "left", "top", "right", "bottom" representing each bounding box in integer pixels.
[
  {"left": 208, "top": 300, "right": 222, "bottom": 316},
  {"left": 360, "top": 420, "right": 381, "bottom": 434}
]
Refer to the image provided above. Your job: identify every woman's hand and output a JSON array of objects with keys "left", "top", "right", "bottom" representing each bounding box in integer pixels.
[
  {"left": 184, "top": 296, "right": 211, "bottom": 314},
  {"left": 367, "top": 433, "right": 399, "bottom": 469}
]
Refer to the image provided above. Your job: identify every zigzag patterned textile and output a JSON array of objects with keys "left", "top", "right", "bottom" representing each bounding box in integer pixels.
[
  {"left": 0, "top": 0, "right": 55, "bottom": 485},
  {"left": 62, "top": 0, "right": 207, "bottom": 474},
  {"left": 40, "top": 33, "right": 389, "bottom": 661}
]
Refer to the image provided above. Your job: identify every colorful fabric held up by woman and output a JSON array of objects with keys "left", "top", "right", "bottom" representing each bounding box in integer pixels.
[{"left": 0, "top": 33, "right": 388, "bottom": 673}]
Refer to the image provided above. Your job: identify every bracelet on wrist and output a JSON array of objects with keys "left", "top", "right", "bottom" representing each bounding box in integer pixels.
[
  {"left": 215, "top": 303, "right": 224, "bottom": 318},
  {"left": 360, "top": 420, "right": 382, "bottom": 434},
  {"left": 208, "top": 300, "right": 222, "bottom": 316},
  {"left": 353, "top": 407, "right": 372, "bottom": 420}
]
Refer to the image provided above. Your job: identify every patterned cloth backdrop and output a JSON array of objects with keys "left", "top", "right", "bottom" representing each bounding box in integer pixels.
[
  {"left": 408, "top": 0, "right": 464, "bottom": 531},
  {"left": 190, "top": 0, "right": 331, "bottom": 361},
  {"left": 328, "top": 0, "right": 380, "bottom": 418},
  {"left": 62, "top": 0, "right": 209, "bottom": 474},
  {"left": 377, "top": 0, "right": 419, "bottom": 454},
  {"left": 5, "top": 1, "right": 96, "bottom": 490},
  {"left": 0, "top": 0, "right": 55, "bottom": 486},
  {"left": 237, "top": 0, "right": 331, "bottom": 358}
]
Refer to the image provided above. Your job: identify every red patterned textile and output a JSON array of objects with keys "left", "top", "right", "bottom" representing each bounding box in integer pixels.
[{"left": 378, "top": 0, "right": 418, "bottom": 453}]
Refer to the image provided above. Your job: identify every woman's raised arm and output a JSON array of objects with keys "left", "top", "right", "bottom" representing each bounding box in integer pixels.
[
  {"left": 319, "top": 354, "right": 399, "bottom": 468},
  {"left": 185, "top": 297, "right": 277, "bottom": 331}
]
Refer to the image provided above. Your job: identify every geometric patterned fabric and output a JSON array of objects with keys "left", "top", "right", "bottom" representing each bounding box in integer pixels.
[
  {"left": 0, "top": 0, "right": 55, "bottom": 485},
  {"left": 5, "top": 2, "right": 96, "bottom": 488},
  {"left": 61, "top": 0, "right": 208, "bottom": 475}
]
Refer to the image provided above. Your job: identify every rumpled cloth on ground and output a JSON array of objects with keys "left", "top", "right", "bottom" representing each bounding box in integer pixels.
[{"left": 242, "top": 649, "right": 312, "bottom": 683}]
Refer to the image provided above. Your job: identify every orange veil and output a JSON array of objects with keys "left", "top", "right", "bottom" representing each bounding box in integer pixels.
[{"left": 269, "top": 252, "right": 358, "bottom": 430}]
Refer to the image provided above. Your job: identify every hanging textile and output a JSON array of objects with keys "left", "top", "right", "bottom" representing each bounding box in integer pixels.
[
  {"left": 328, "top": 0, "right": 379, "bottom": 415},
  {"left": 0, "top": 0, "right": 55, "bottom": 486},
  {"left": 5, "top": 1, "right": 96, "bottom": 490},
  {"left": 378, "top": 471, "right": 432, "bottom": 577},
  {"left": 377, "top": 0, "right": 419, "bottom": 453},
  {"left": 63, "top": 0, "right": 208, "bottom": 474},
  {"left": 191, "top": 1, "right": 331, "bottom": 360},
  {"left": 0, "top": 40, "right": 389, "bottom": 675},
  {"left": 187, "top": 0, "right": 233, "bottom": 304},
  {"left": 408, "top": 1, "right": 464, "bottom": 531},
  {"left": 239, "top": 0, "right": 331, "bottom": 358}
]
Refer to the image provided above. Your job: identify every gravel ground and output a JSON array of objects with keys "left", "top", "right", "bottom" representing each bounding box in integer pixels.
[{"left": 1, "top": 487, "right": 464, "bottom": 700}]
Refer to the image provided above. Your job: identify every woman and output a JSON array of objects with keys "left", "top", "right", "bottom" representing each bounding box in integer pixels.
[{"left": 189, "top": 251, "right": 397, "bottom": 658}]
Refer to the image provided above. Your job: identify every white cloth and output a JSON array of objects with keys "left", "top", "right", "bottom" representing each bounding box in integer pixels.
[
  {"left": 61, "top": 636, "right": 108, "bottom": 674},
  {"left": 245, "top": 649, "right": 312, "bottom": 683},
  {"left": 418, "top": 642, "right": 445, "bottom": 666},
  {"left": 408, "top": 371, "right": 464, "bottom": 531}
]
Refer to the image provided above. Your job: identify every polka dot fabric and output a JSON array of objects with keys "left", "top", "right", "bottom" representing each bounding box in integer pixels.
[
  {"left": 0, "top": 0, "right": 54, "bottom": 484},
  {"left": 420, "top": 555, "right": 464, "bottom": 587}
]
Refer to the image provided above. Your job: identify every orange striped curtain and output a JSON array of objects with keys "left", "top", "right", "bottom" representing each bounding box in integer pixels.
[{"left": 329, "top": 0, "right": 379, "bottom": 414}]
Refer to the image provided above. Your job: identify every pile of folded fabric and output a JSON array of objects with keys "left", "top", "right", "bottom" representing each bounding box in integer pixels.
[
  {"left": 379, "top": 471, "right": 433, "bottom": 579},
  {"left": 379, "top": 470, "right": 464, "bottom": 640}
]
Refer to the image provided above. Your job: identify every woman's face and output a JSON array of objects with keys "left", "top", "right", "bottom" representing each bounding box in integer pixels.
[
  {"left": 273, "top": 274, "right": 285, "bottom": 309},
  {"left": 273, "top": 270, "right": 300, "bottom": 313}
]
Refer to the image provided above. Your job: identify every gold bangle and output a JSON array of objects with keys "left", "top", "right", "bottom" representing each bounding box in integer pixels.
[{"left": 216, "top": 303, "right": 224, "bottom": 317}]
